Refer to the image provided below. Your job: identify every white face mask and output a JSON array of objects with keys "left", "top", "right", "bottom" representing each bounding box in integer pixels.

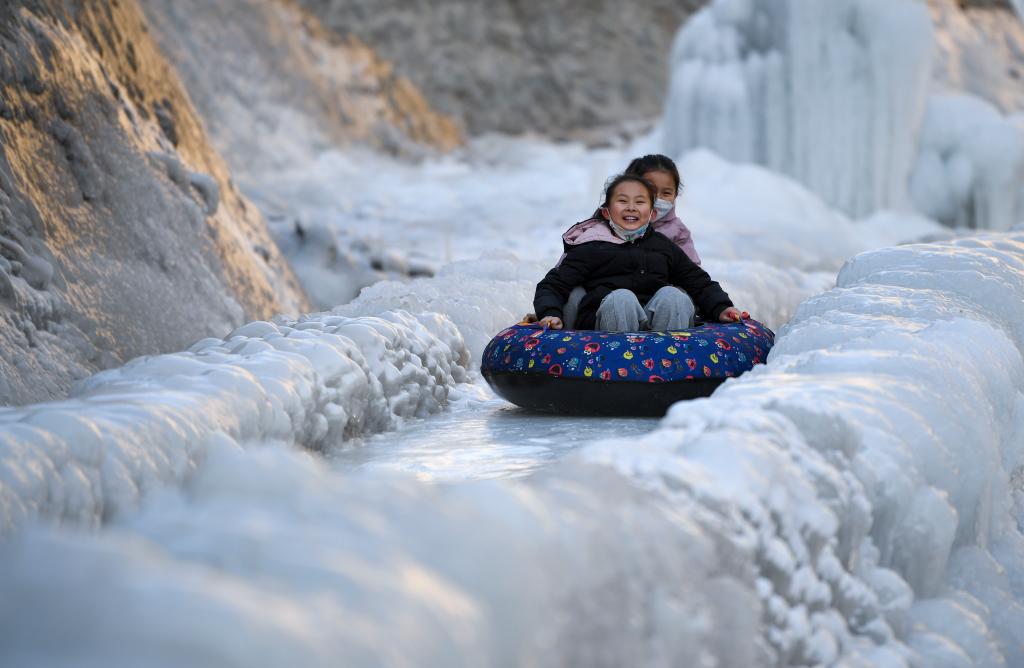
[{"left": 653, "top": 198, "right": 673, "bottom": 218}]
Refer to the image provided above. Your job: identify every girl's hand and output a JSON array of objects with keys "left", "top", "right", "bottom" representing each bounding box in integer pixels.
[
  {"left": 519, "top": 313, "right": 539, "bottom": 324},
  {"left": 537, "top": 316, "right": 563, "bottom": 330},
  {"left": 718, "top": 307, "right": 745, "bottom": 323}
]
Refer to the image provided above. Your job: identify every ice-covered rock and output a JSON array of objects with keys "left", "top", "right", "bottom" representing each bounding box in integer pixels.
[
  {"left": 0, "top": 1, "right": 309, "bottom": 405},
  {"left": 929, "top": 0, "right": 1024, "bottom": 115},
  {"left": 581, "top": 230, "right": 1024, "bottom": 664}
]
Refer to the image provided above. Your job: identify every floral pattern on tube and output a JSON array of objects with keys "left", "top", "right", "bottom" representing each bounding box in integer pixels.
[{"left": 482, "top": 320, "right": 775, "bottom": 384}]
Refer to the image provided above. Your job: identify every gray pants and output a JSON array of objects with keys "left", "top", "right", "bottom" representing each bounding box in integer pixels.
[
  {"left": 596, "top": 287, "right": 696, "bottom": 331},
  {"left": 562, "top": 286, "right": 587, "bottom": 329}
]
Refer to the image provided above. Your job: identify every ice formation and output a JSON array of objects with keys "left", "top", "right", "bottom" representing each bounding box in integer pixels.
[
  {"left": 3, "top": 229, "right": 1024, "bottom": 666},
  {"left": 909, "top": 94, "right": 1024, "bottom": 230},
  {"left": 587, "top": 230, "right": 1024, "bottom": 664},
  {"left": 663, "top": 0, "right": 934, "bottom": 217},
  {"left": 0, "top": 310, "right": 468, "bottom": 533}
]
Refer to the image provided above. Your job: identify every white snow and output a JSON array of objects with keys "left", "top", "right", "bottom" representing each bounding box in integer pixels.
[{"left": 253, "top": 138, "right": 610, "bottom": 310}]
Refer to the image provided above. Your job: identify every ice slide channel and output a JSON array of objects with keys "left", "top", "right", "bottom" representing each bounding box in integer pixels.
[{"left": 0, "top": 233, "right": 1023, "bottom": 665}]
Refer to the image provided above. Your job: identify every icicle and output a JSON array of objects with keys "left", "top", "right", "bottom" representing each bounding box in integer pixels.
[
  {"left": 909, "top": 95, "right": 1024, "bottom": 231},
  {"left": 664, "top": 0, "right": 934, "bottom": 218}
]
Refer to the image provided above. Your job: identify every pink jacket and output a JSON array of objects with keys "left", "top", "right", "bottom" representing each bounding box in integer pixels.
[{"left": 558, "top": 205, "right": 701, "bottom": 265}]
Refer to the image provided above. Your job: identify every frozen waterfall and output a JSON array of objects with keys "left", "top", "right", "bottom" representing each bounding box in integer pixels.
[
  {"left": 909, "top": 94, "right": 1024, "bottom": 231},
  {"left": 663, "top": 0, "right": 934, "bottom": 218}
]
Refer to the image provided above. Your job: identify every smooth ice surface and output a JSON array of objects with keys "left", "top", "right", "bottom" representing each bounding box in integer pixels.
[{"left": 334, "top": 389, "right": 658, "bottom": 482}]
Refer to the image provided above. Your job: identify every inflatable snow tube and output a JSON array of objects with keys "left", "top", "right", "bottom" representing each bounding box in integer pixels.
[{"left": 481, "top": 320, "right": 774, "bottom": 416}]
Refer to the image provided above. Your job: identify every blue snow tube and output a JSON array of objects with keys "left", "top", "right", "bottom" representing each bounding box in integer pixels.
[{"left": 481, "top": 320, "right": 774, "bottom": 416}]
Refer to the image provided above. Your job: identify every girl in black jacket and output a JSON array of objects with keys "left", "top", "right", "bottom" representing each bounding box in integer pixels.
[{"left": 534, "top": 174, "right": 743, "bottom": 331}]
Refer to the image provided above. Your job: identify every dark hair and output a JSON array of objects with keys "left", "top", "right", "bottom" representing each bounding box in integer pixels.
[
  {"left": 624, "top": 154, "right": 683, "bottom": 196},
  {"left": 599, "top": 174, "right": 657, "bottom": 218}
]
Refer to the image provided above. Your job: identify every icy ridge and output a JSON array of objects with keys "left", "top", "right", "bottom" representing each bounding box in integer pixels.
[
  {"left": 0, "top": 310, "right": 468, "bottom": 534},
  {"left": 582, "top": 231, "right": 1024, "bottom": 664}
]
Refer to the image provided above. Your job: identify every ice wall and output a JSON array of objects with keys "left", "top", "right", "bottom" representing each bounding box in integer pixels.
[
  {"left": 910, "top": 94, "right": 1024, "bottom": 229},
  {"left": 0, "top": 310, "right": 468, "bottom": 533},
  {"left": 663, "top": 0, "right": 934, "bottom": 217}
]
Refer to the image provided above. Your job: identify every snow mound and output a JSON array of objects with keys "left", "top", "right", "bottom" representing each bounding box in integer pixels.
[
  {"left": 0, "top": 310, "right": 468, "bottom": 533},
  {"left": 333, "top": 255, "right": 544, "bottom": 365}
]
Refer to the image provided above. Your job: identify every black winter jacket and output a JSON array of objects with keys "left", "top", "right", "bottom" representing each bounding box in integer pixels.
[{"left": 534, "top": 225, "right": 733, "bottom": 330}]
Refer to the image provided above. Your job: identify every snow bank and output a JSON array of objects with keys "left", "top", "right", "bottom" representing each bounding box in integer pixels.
[
  {"left": 0, "top": 311, "right": 468, "bottom": 533},
  {"left": 677, "top": 149, "right": 947, "bottom": 329},
  {"left": 679, "top": 150, "right": 893, "bottom": 272},
  {"left": 249, "top": 139, "right": 604, "bottom": 310},
  {"left": 664, "top": 0, "right": 934, "bottom": 217},
  {"left": 583, "top": 230, "right": 1024, "bottom": 664},
  {"left": 0, "top": 446, "right": 764, "bottom": 667},
  {"left": 333, "top": 256, "right": 543, "bottom": 364},
  {"left": 910, "top": 94, "right": 1024, "bottom": 231}
]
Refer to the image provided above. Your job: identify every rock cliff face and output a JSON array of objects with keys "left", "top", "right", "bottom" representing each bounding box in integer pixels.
[
  {"left": 0, "top": 1, "right": 310, "bottom": 405},
  {"left": 929, "top": 0, "right": 1024, "bottom": 114},
  {"left": 295, "top": 0, "right": 706, "bottom": 140},
  {"left": 140, "top": 0, "right": 462, "bottom": 185}
]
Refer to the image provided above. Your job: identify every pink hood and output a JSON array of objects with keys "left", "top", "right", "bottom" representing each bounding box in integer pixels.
[{"left": 560, "top": 205, "right": 701, "bottom": 265}]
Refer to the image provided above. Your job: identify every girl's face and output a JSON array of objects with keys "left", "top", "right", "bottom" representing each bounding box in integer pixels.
[
  {"left": 603, "top": 181, "right": 654, "bottom": 231},
  {"left": 644, "top": 170, "right": 678, "bottom": 203}
]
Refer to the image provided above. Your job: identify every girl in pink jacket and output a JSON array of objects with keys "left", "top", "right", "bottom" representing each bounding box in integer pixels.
[
  {"left": 561, "top": 154, "right": 700, "bottom": 266},
  {"left": 530, "top": 154, "right": 702, "bottom": 328}
]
